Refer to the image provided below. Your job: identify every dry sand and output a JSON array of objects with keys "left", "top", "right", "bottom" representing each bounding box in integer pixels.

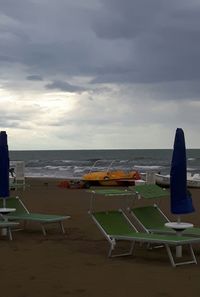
[{"left": 1, "top": 177, "right": 200, "bottom": 297}]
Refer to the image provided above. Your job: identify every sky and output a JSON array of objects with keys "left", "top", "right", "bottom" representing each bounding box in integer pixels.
[{"left": 1, "top": 0, "right": 200, "bottom": 150}]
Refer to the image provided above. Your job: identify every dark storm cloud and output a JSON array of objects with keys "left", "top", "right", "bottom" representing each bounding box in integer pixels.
[
  {"left": 91, "top": 0, "right": 200, "bottom": 85},
  {"left": 45, "top": 80, "right": 85, "bottom": 93},
  {"left": 26, "top": 75, "right": 43, "bottom": 81},
  {"left": 0, "top": 1, "right": 96, "bottom": 77},
  {"left": 92, "top": 0, "right": 164, "bottom": 39},
  {"left": 1, "top": 0, "right": 200, "bottom": 99}
]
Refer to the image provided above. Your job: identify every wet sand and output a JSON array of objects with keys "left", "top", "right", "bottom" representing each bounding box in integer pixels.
[{"left": 1, "top": 177, "right": 200, "bottom": 297}]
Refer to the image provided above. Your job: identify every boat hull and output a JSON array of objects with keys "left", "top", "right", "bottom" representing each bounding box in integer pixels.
[
  {"left": 155, "top": 173, "right": 200, "bottom": 188},
  {"left": 82, "top": 170, "right": 141, "bottom": 187}
]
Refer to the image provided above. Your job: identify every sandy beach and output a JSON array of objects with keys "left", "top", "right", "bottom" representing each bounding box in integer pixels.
[{"left": 1, "top": 178, "right": 200, "bottom": 297}]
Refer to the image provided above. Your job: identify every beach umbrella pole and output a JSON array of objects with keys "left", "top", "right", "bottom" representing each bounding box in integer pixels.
[
  {"left": 0, "top": 131, "right": 10, "bottom": 210},
  {"left": 1, "top": 198, "right": 7, "bottom": 236},
  {"left": 176, "top": 215, "right": 182, "bottom": 257},
  {"left": 170, "top": 128, "right": 195, "bottom": 257}
]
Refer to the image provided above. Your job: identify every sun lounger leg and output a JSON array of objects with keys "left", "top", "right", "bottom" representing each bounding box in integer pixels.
[
  {"left": 189, "top": 244, "right": 197, "bottom": 265},
  {"left": 174, "top": 246, "right": 197, "bottom": 266},
  {"left": 108, "top": 240, "right": 135, "bottom": 258},
  {"left": 7, "top": 228, "right": 12, "bottom": 241},
  {"left": 165, "top": 244, "right": 197, "bottom": 267},
  {"left": 165, "top": 245, "right": 176, "bottom": 267},
  {"left": 108, "top": 243, "right": 114, "bottom": 258},
  {"left": 23, "top": 220, "right": 27, "bottom": 229},
  {"left": 41, "top": 225, "right": 47, "bottom": 236},
  {"left": 59, "top": 222, "right": 65, "bottom": 234},
  {"left": 129, "top": 241, "right": 135, "bottom": 255}
]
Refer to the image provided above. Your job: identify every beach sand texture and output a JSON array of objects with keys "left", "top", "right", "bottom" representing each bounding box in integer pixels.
[{"left": 1, "top": 178, "right": 200, "bottom": 297}]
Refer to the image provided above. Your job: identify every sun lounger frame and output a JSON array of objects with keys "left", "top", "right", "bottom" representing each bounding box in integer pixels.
[
  {"left": 130, "top": 204, "right": 170, "bottom": 234},
  {"left": 89, "top": 209, "right": 200, "bottom": 267},
  {"left": 130, "top": 204, "right": 200, "bottom": 238},
  {"left": 0, "top": 197, "right": 70, "bottom": 236}
]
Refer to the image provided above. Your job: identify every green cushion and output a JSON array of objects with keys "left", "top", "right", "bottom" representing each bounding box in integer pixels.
[
  {"left": 92, "top": 210, "right": 200, "bottom": 245},
  {"left": 134, "top": 184, "right": 169, "bottom": 199},
  {"left": 93, "top": 211, "right": 136, "bottom": 236},
  {"left": 88, "top": 189, "right": 133, "bottom": 196},
  {"left": 113, "top": 232, "right": 200, "bottom": 244},
  {"left": 132, "top": 206, "right": 200, "bottom": 237},
  {"left": 132, "top": 206, "right": 168, "bottom": 229},
  {"left": 183, "top": 227, "right": 200, "bottom": 236},
  {"left": 7, "top": 213, "right": 69, "bottom": 222},
  {"left": 0, "top": 197, "right": 70, "bottom": 222}
]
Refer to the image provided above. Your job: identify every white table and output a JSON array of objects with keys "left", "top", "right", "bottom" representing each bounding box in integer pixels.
[
  {"left": 165, "top": 222, "right": 194, "bottom": 257},
  {"left": 0, "top": 208, "right": 16, "bottom": 236},
  {"left": 0, "top": 208, "right": 16, "bottom": 215}
]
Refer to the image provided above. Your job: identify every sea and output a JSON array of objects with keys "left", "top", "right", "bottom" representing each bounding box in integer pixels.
[{"left": 8, "top": 149, "right": 200, "bottom": 179}]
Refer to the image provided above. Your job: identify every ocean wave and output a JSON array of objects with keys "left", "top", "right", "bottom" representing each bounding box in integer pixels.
[
  {"left": 10, "top": 149, "right": 200, "bottom": 178},
  {"left": 187, "top": 167, "right": 196, "bottom": 171},
  {"left": 134, "top": 165, "right": 163, "bottom": 171}
]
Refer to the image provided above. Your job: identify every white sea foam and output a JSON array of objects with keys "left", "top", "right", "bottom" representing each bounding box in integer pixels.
[
  {"left": 134, "top": 165, "right": 162, "bottom": 170},
  {"left": 187, "top": 167, "right": 196, "bottom": 171},
  {"left": 12, "top": 149, "right": 200, "bottom": 179}
]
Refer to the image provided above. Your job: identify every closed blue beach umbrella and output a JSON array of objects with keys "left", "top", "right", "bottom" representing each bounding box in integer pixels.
[
  {"left": 170, "top": 128, "right": 194, "bottom": 216},
  {"left": 0, "top": 131, "right": 10, "bottom": 207}
]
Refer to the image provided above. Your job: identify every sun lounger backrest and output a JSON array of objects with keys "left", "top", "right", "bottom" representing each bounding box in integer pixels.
[
  {"left": 134, "top": 184, "right": 169, "bottom": 199},
  {"left": 132, "top": 206, "right": 168, "bottom": 230},
  {"left": 0, "top": 197, "right": 29, "bottom": 215},
  {"left": 93, "top": 211, "right": 137, "bottom": 236}
]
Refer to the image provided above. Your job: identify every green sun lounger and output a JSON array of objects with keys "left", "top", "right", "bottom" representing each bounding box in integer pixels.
[
  {"left": 87, "top": 188, "right": 134, "bottom": 196},
  {"left": 131, "top": 205, "right": 170, "bottom": 233},
  {"left": 87, "top": 188, "right": 134, "bottom": 212},
  {"left": 130, "top": 205, "right": 200, "bottom": 237},
  {"left": 133, "top": 184, "right": 169, "bottom": 199},
  {"left": 90, "top": 209, "right": 200, "bottom": 267},
  {"left": 0, "top": 197, "right": 71, "bottom": 236}
]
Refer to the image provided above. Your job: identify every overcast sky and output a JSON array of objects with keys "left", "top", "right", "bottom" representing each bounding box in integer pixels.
[{"left": 1, "top": 0, "right": 200, "bottom": 150}]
